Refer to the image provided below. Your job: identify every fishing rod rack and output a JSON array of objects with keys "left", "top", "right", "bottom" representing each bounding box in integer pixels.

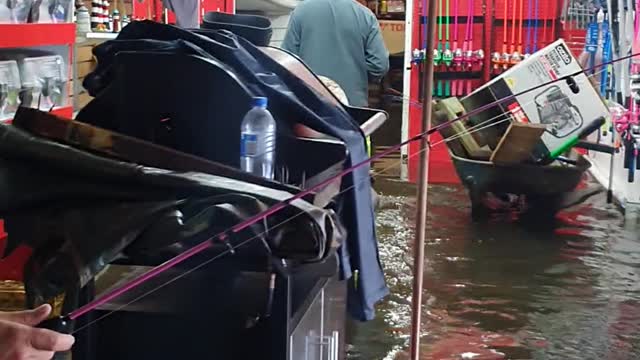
[{"left": 410, "top": 0, "right": 560, "bottom": 99}]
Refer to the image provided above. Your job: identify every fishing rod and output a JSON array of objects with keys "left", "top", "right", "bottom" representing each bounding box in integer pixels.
[
  {"left": 452, "top": 0, "right": 461, "bottom": 96},
  {"left": 436, "top": 0, "right": 444, "bottom": 96},
  {"left": 38, "top": 51, "right": 640, "bottom": 335},
  {"left": 533, "top": 0, "right": 539, "bottom": 53},
  {"left": 515, "top": 0, "right": 524, "bottom": 62},
  {"left": 499, "top": 0, "right": 509, "bottom": 71},
  {"left": 601, "top": 7, "right": 613, "bottom": 99},
  {"left": 525, "top": 0, "right": 533, "bottom": 57},
  {"left": 624, "top": 0, "right": 640, "bottom": 181},
  {"left": 465, "top": 0, "right": 474, "bottom": 94},
  {"left": 610, "top": 0, "right": 622, "bottom": 103},
  {"left": 550, "top": 0, "right": 557, "bottom": 45},
  {"left": 543, "top": 0, "right": 550, "bottom": 44},
  {"left": 585, "top": 4, "right": 601, "bottom": 76},
  {"left": 510, "top": 0, "right": 517, "bottom": 58},
  {"left": 443, "top": 0, "right": 453, "bottom": 97}
]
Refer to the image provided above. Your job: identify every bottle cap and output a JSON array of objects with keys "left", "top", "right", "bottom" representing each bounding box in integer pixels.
[{"left": 252, "top": 97, "right": 268, "bottom": 108}]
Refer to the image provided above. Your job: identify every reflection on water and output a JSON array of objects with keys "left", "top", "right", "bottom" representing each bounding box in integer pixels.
[{"left": 348, "top": 177, "right": 640, "bottom": 359}]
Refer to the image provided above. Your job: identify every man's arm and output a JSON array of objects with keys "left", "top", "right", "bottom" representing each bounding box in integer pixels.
[
  {"left": 364, "top": 18, "right": 390, "bottom": 80},
  {"left": 281, "top": 12, "right": 301, "bottom": 55}
]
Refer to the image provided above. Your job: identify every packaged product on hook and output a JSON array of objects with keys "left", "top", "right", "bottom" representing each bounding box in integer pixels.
[
  {"left": 0, "top": 60, "right": 22, "bottom": 121},
  {"left": 0, "top": 0, "right": 33, "bottom": 23},
  {"left": 29, "top": 0, "right": 73, "bottom": 23},
  {"left": 19, "top": 55, "right": 67, "bottom": 111}
]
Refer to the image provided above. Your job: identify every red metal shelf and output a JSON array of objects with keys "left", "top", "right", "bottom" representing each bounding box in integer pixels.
[
  {"left": 0, "top": 23, "right": 76, "bottom": 49},
  {"left": 2, "top": 106, "right": 73, "bottom": 124},
  {"left": 0, "top": 106, "right": 72, "bottom": 281}
]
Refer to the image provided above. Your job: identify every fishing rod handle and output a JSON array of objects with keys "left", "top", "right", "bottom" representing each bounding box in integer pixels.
[{"left": 37, "top": 315, "right": 72, "bottom": 333}]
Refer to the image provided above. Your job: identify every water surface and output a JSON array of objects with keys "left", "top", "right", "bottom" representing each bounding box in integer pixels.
[{"left": 348, "top": 177, "right": 640, "bottom": 359}]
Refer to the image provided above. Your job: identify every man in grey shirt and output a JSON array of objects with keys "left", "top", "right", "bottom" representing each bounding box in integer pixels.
[{"left": 281, "top": 0, "right": 390, "bottom": 107}]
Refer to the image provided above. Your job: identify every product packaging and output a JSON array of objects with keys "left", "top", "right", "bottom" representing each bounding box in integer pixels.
[
  {"left": 0, "top": 60, "right": 22, "bottom": 122},
  {"left": 19, "top": 55, "right": 67, "bottom": 111},
  {"left": 0, "top": 0, "right": 32, "bottom": 23},
  {"left": 462, "top": 39, "right": 610, "bottom": 161}
]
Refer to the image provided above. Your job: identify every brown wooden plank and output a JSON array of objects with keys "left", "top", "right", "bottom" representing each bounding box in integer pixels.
[
  {"left": 77, "top": 61, "right": 96, "bottom": 78},
  {"left": 490, "top": 122, "right": 546, "bottom": 165},
  {"left": 76, "top": 45, "right": 95, "bottom": 63},
  {"left": 77, "top": 92, "right": 93, "bottom": 109}
]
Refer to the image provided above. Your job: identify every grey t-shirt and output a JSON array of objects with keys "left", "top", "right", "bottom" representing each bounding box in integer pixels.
[{"left": 281, "top": 0, "right": 390, "bottom": 107}]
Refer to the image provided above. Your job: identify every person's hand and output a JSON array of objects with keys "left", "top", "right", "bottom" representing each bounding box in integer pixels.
[{"left": 0, "top": 304, "right": 75, "bottom": 360}]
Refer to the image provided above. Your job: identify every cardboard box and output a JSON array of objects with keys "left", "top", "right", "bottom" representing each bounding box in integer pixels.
[
  {"left": 463, "top": 39, "right": 610, "bottom": 161},
  {"left": 379, "top": 20, "right": 405, "bottom": 55}
]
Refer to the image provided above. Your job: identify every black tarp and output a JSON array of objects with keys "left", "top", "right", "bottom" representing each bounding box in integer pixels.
[
  {"left": 77, "top": 21, "right": 388, "bottom": 321},
  {"left": 0, "top": 120, "right": 343, "bottom": 312}
]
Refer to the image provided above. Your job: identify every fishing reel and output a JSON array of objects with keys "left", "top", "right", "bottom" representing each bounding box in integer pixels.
[
  {"left": 442, "top": 48, "right": 454, "bottom": 67},
  {"left": 411, "top": 48, "right": 425, "bottom": 64},
  {"left": 473, "top": 49, "right": 484, "bottom": 67},
  {"left": 464, "top": 49, "right": 474, "bottom": 70},
  {"left": 510, "top": 51, "right": 522, "bottom": 67},
  {"left": 491, "top": 51, "right": 502, "bottom": 71},
  {"left": 501, "top": 52, "right": 510, "bottom": 70},
  {"left": 453, "top": 48, "right": 464, "bottom": 68},
  {"left": 433, "top": 48, "right": 442, "bottom": 66}
]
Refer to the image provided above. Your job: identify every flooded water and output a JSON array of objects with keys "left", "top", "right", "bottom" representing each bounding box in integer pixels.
[{"left": 347, "top": 177, "right": 640, "bottom": 359}]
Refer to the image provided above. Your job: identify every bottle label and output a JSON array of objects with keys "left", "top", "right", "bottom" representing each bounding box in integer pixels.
[{"left": 240, "top": 133, "right": 258, "bottom": 157}]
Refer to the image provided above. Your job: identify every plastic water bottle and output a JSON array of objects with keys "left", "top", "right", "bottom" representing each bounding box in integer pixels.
[{"left": 240, "top": 97, "right": 276, "bottom": 180}]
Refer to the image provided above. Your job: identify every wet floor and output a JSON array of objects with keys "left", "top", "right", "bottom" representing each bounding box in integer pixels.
[{"left": 347, "top": 176, "right": 640, "bottom": 359}]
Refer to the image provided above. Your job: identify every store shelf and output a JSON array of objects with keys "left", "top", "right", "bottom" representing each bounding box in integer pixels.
[
  {"left": 85, "top": 32, "right": 119, "bottom": 40},
  {"left": 0, "top": 23, "right": 76, "bottom": 48},
  {"left": 1, "top": 106, "right": 73, "bottom": 124}
]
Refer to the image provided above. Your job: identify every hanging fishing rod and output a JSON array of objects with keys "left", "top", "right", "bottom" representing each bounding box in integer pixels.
[
  {"left": 503, "top": 0, "right": 512, "bottom": 71},
  {"left": 525, "top": 0, "right": 533, "bottom": 57},
  {"left": 510, "top": 0, "right": 517, "bottom": 57},
  {"left": 466, "top": 0, "right": 475, "bottom": 94},
  {"left": 452, "top": 0, "right": 461, "bottom": 96},
  {"left": 443, "top": 0, "right": 453, "bottom": 96},
  {"left": 516, "top": 0, "right": 524, "bottom": 62},
  {"left": 533, "top": 0, "right": 539, "bottom": 52},
  {"left": 38, "top": 51, "right": 640, "bottom": 334},
  {"left": 436, "top": 0, "right": 444, "bottom": 96}
]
